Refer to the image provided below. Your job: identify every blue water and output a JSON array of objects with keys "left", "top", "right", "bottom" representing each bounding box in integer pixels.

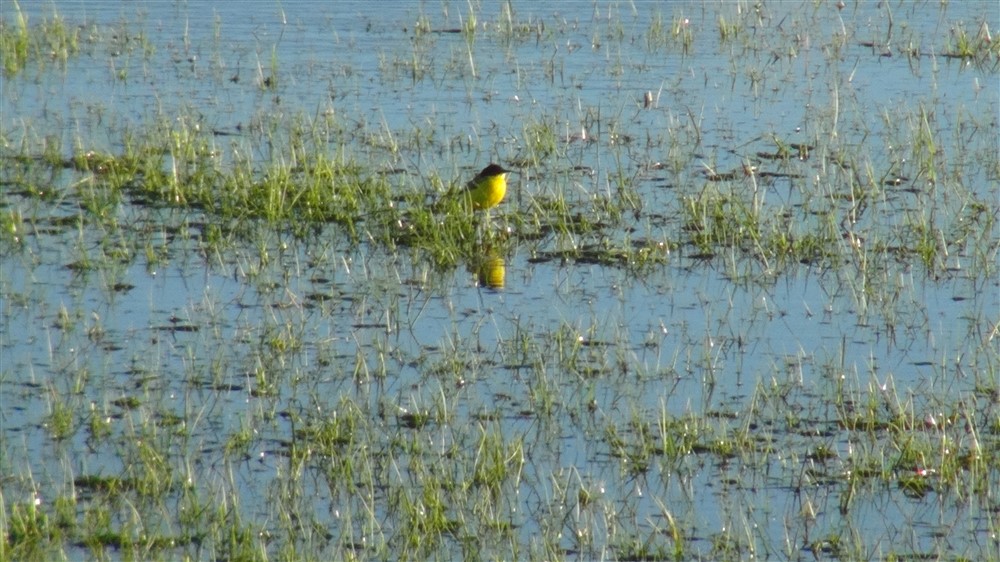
[{"left": 2, "top": 1, "right": 998, "bottom": 559}]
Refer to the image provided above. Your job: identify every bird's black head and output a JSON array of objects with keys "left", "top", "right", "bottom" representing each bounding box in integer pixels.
[{"left": 480, "top": 163, "right": 511, "bottom": 177}]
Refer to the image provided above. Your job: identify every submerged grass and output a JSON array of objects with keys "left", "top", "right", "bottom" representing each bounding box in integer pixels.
[
  {"left": 2, "top": 2, "right": 999, "bottom": 561},
  {"left": 0, "top": 1, "right": 83, "bottom": 76}
]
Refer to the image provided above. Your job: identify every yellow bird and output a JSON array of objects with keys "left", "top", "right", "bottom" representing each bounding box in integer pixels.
[{"left": 461, "top": 163, "right": 512, "bottom": 211}]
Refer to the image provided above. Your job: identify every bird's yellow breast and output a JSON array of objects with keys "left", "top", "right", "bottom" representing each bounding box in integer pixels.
[{"left": 466, "top": 172, "right": 507, "bottom": 210}]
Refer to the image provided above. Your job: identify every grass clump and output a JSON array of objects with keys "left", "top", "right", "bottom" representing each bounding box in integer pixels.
[
  {"left": 0, "top": 1, "right": 83, "bottom": 76},
  {"left": 6, "top": 499, "right": 60, "bottom": 561},
  {"left": 644, "top": 10, "right": 695, "bottom": 54},
  {"left": 942, "top": 20, "right": 1000, "bottom": 68}
]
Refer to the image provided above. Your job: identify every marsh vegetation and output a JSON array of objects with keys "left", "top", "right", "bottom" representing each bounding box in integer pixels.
[{"left": 2, "top": 1, "right": 998, "bottom": 560}]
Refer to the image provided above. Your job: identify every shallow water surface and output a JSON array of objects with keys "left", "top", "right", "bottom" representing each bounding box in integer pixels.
[{"left": 2, "top": 1, "right": 999, "bottom": 560}]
